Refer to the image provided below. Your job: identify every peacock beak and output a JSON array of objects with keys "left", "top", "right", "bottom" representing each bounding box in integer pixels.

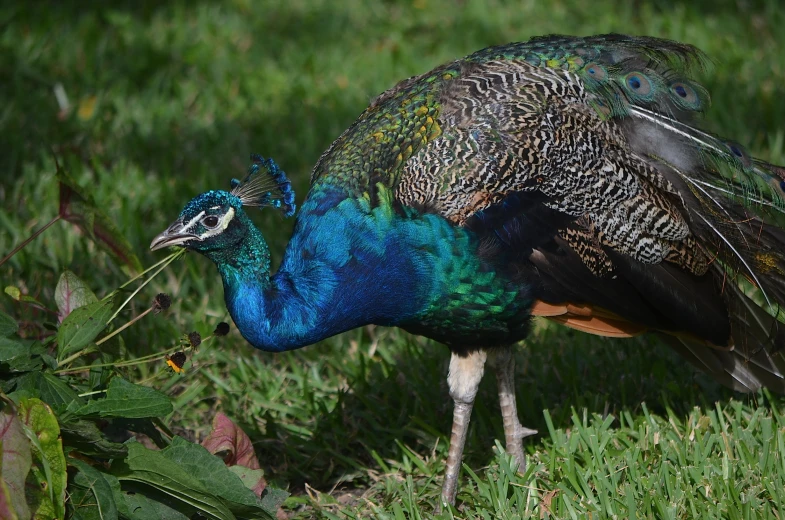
[{"left": 150, "top": 218, "right": 200, "bottom": 251}]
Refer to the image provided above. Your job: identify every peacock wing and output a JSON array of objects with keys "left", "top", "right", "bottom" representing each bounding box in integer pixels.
[{"left": 395, "top": 35, "right": 785, "bottom": 359}]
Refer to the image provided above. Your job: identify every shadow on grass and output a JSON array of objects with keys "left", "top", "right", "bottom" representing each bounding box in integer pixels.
[{"left": 245, "top": 324, "right": 744, "bottom": 491}]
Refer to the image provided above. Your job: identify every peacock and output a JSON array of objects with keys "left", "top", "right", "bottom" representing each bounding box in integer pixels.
[{"left": 151, "top": 34, "right": 785, "bottom": 506}]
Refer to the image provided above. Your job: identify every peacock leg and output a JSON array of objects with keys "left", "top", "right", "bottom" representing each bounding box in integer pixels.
[
  {"left": 491, "top": 347, "right": 536, "bottom": 471},
  {"left": 440, "top": 348, "right": 488, "bottom": 507}
]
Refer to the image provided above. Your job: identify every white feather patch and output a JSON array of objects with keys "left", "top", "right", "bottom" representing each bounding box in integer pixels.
[{"left": 198, "top": 207, "right": 235, "bottom": 240}]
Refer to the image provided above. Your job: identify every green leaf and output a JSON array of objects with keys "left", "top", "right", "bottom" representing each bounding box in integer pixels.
[
  {"left": 0, "top": 311, "right": 18, "bottom": 337},
  {"left": 120, "top": 483, "right": 191, "bottom": 520},
  {"left": 76, "top": 377, "right": 172, "bottom": 419},
  {"left": 0, "top": 403, "right": 32, "bottom": 519},
  {"left": 259, "top": 488, "right": 288, "bottom": 516},
  {"left": 59, "top": 419, "right": 128, "bottom": 459},
  {"left": 39, "top": 373, "right": 83, "bottom": 411},
  {"left": 11, "top": 372, "right": 84, "bottom": 412},
  {"left": 111, "top": 441, "right": 235, "bottom": 520},
  {"left": 112, "top": 418, "right": 169, "bottom": 449},
  {"left": 65, "top": 481, "right": 99, "bottom": 520},
  {"left": 0, "top": 337, "right": 42, "bottom": 373},
  {"left": 56, "top": 298, "right": 113, "bottom": 360},
  {"left": 0, "top": 337, "right": 25, "bottom": 361},
  {"left": 3, "top": 339, "right": 44, "bottom": 374},
  {"left": 4, "top": 287, "right": 44, "bottom": 308},
  {"left": 41, "top": 353, "right": 57, "bottom": 371},
  {"left": 87, "top": 360, "right": 112, "bottom": 393},
  {"left": 54, "top": 270, "right": 98, "bottom": 321},
  {"left": 66, "top": 470, "right": 130, "bottom": 520},
  {"left": 103, "top": 473, "right": 129, "bottom": 518},
  {"left": 164, "top": 436, "right": 277, "bottom": 518},
  {"left": 67, "top": 459, "right": 119, "bottom": 520},
  {"left": 228, "top": 466, "right": 267, "bottom": 497},
  {"left": 4, "top": 355, "right": 42, "bottom": 374},
  {"left": 19, "top": 398, "right": 67, "bottom": 520},
  {"left": 3, "top": 286, "right": 21, "bottom": 301}
]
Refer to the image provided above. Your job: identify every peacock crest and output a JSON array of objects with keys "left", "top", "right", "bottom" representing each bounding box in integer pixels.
[{"left": 231, "top": 154, "right": 296, "bottom": 217}]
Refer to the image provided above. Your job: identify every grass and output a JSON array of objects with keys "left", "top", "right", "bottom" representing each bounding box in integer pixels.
[{"left": 3, "top": 0, "right": 785, "bottom": 517}]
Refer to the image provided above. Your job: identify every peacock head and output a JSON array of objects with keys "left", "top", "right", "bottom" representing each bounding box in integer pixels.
[{"left": 150, "top": 155, "right": 296, "bottom": 256}]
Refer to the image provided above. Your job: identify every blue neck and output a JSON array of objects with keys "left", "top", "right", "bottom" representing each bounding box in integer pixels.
[
  {"left": 212, "top": 186, "right": 528, "bottom": 352},
  {"left": 214, "top": 195, "right": 434, "bottom": 352},
  {"left": 212, "top": 227, "right": 271, "bottom": 286}
]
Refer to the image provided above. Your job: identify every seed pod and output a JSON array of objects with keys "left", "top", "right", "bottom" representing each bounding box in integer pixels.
[{"left": 214, "top": 322, "right": 230, "bottom": 336}]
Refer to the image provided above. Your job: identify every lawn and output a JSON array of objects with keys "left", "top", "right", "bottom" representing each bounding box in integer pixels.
[{"left": 3, "top": 0, "right": 785, "bottom": 518}]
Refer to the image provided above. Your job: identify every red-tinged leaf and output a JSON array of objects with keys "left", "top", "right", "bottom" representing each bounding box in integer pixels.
[
  {"left": 57, "top": 168, "right": 142, "bottom": 272},
  {"left": 54, "top": 270, "right": 98, "bottom": 323},
  {"left": 0, "top": 479, "right": 18, "bottom": 520},
  {"left": 92, "top": 218, "right": 143, "bottom": 272},
  {"left": 0, "top": 403, "right": 31, "bottom": 519},
  {"left": 201, "top": 412, "right": 261, "bottom": 469}
]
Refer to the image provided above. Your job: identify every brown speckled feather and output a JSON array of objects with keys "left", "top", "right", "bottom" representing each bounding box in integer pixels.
[{"left": 308, "top": 34, "right": 785, "bottom": 391}]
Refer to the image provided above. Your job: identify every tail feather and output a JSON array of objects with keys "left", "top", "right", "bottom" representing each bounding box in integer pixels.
[
  {"left": 662, "top": 289, "right": 785, "bottom": 393},
  {"left": 532, "top": 36, "right": 785, "bottom": 392},
  {"left": 626, "top": 109, "right": 785, "bottom": 301},
  {"left": 666, "top": 337, "right": 785, "bottom": 393},
  {"left": 520, "top": 36, "right": 785, "bottom": 392},
  {"left": 549, "top": 36, "right": 785, "bottom": 368},
  {"left": 618, "top": 86, "right": 785, "bottom": 386}
]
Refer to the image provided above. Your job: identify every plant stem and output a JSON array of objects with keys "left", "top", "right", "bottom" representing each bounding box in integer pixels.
[
  {"left": 105, "top": 250, "right": 186, "bottom": 300},
  {"left": 95, "top": 306, "right": 153, "bottom": 345},
  {"left": 0, "top": 215, "right": 62, "bottom": 268},
  {"left": 106, "top": 249, "right": 184, "bottom": 324},
  {"left": 56, "top": 249, "right": 185, "bottom": 369},
  {"left": 54, "top": 334, "right": 216, "bottom": 374},
  {"left": 56, "top": 347, "right": 97, "bottom": 368},
  {"left": 55, "top": 348, "right": 176, "bottom": 373},
  {"left": 78, "top": 389, "right": 108, "bottom": 398}
]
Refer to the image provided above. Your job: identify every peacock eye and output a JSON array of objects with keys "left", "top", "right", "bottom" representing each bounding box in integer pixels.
[{"left": 203, "top": 215, "right": 220, "bottom": 228}]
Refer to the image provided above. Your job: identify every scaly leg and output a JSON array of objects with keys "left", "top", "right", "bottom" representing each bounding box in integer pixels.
[
  {"left": 440, "top": 349, "right": 488, "bottom": 508},
  {"left": 491, "top": 348, "right": 536, "bottom": 472}
]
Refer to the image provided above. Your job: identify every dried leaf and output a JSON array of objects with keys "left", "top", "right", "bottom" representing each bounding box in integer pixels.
[{"left": 201, "top": 412, "right": 267, "bottom": 498}]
